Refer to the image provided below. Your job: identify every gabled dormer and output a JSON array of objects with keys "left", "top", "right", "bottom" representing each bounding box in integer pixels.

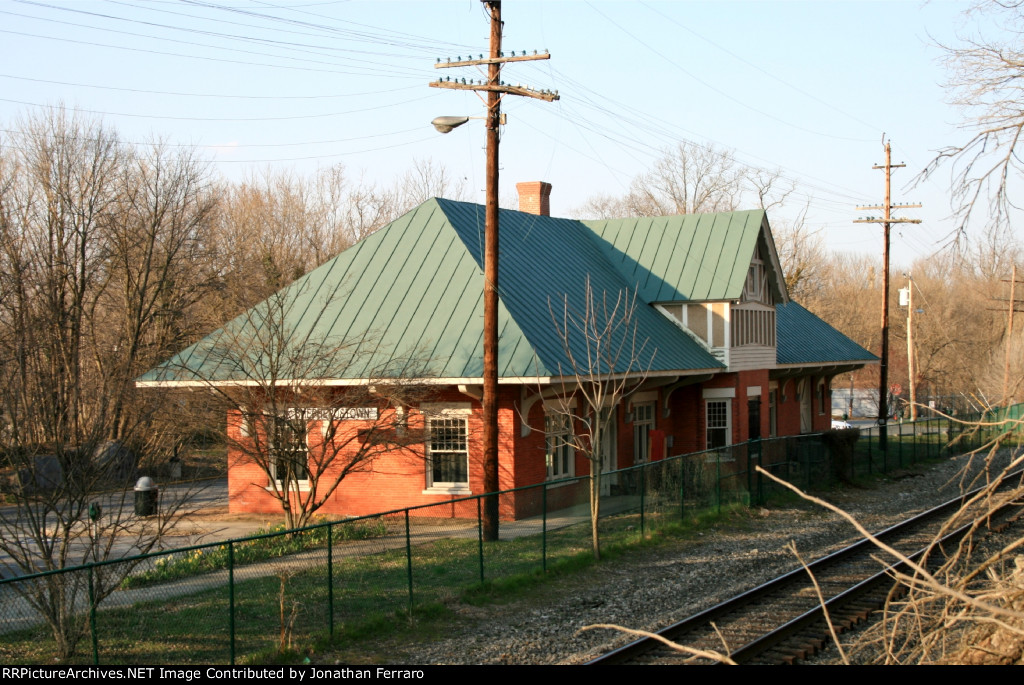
[
  {"left": 728, "top": 242, "right": 779, "bottom": 370},
  {"left": 582, "top": 209, "right": 789, "bottom": 371}
]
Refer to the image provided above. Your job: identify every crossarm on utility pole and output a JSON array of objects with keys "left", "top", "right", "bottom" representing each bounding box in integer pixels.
[
  {"left": 435, "top": 52, "right": 551, "bottom": 68},
  {"left": 430, "top": 81, "right": 559, "bottom": 101}
]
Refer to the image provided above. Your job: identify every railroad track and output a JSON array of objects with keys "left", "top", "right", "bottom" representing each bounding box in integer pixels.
[{"left": 588, "top": 475, "right": 1024, "bottom": 665}]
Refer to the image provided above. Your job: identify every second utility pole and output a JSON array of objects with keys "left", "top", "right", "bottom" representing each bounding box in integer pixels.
[
  {"left": 904, "top": 276, "right": 917, "bottom": 421},
  {"left": 855, "top": 139, "right": 921, "bottom": 451}
]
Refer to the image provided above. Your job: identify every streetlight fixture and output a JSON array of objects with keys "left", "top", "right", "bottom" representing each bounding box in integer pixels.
[
  {"left": 431, "top": 114, "right": 505, "bottom": 134},
  {"left": 431, "top": 116, "right": 470, "bottom": 133}
]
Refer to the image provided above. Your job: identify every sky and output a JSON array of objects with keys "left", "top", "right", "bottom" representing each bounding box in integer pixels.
[{"left": 0, "top": 0, "right": 1007, "bottom": 267}]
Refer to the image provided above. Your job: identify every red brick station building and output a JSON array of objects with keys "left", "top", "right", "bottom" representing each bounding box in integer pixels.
[{"left": 139, "top": 182, "right": 875, "bottom": 519}]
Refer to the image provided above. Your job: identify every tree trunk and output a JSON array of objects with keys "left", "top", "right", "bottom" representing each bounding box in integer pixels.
[{"left": 590, "top": 466, "right": 601, "bottom": 560}]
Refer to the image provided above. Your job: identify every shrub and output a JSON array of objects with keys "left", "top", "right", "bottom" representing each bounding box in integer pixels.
[{"left": 122, "top": 516, "right": 389, "bottom": 588}]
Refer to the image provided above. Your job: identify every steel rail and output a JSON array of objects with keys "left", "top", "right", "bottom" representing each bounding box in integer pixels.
[
  {"left": 729, "top": 499, "right": 1022, "bottom": 664},
  {"left": 588, "top": 469, "right": 1023, "bottom": 665}
]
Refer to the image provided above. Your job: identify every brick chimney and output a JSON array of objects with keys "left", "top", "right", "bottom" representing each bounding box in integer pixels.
[{"left": 516, "top": 181, "right": 552, "bottom": 216}]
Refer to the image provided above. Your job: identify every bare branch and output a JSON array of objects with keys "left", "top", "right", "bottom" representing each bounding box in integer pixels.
[
  {"left": 579, "top": 624, "right": 737, "bottom": 664},
  {"left": 919, "top": 1, "right": 1024, "bottom": 239},
  {"left": 543, "top": 275, "right": 655, "bottom": 560}
]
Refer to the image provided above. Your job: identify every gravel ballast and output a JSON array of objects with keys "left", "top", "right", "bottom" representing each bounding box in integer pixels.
[{"left": 323, "top": 451, "right": 1012, "bottom": 665}]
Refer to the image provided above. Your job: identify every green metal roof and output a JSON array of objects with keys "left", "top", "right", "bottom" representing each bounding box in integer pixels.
[
  {"left": 138, "top": 198, "right": 725, "bottom": 385},
  {"left": 583, "top": 210, "right": 773, "bottom": 303},
  {"left": 775, "top": 302, "right": 877, "bottom": 365},
  {"left": 139, "top": 199, "right": 873, "bottom": 386}
]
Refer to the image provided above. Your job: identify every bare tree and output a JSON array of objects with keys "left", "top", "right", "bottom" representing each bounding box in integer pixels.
[
  {"left": 545, "top": 277, "right": 654, "bottom": 560},
  {"left": 97, "top": 141, "right": 218, "bottom": 441},
  {"left": 207, "top": 164, "right": 407, "bottom": 319},
  {"left": 210, "top": 168, "right": 350, "bottom": 309},
  {"left": 896, "top": 259, "right": 1003, "bottom": 404},
  {"left": 176, "top": 284, "right": 430, "bottom": 531},
  {"left": 773, "top": 206, "right": 827, "bottom": 300},
  {"left": 393, "top": 157, "right": 468, "bottom": 212},
  {"left": 921, "top": 0, "right": 1024, "bottom": 241},
  {"left": 0, "top": 109, "right": 195, "bottom": 659},
  {"left": 574, "top": 141, "right": 794, "bottom": 219}
]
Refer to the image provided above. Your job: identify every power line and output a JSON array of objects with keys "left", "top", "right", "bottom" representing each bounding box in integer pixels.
[
  {"left": 0, "top": 128, "right": 438, "bottom": 164},
  {"left": 0, "top": 73, "right": 420, "bottom": 100},
  {"left": 639, "top": 1, "right": 884, "bottom": 137},
  {"left": 538, "top": 65, "right": 871, "bottom": 203},
  {"left": 0, "top": 93, "right": 440, "bottom": 122},
  {"left": 0, "top": 125, "right": 426, "bottom": 149},
  {"left": 0, "top": 24, "right": 422, "bottom": 80},
  {"left": 584, "top": 1, "right": 877, "bottom": 144},
  {"left": 17, "top": 0, "right": 443, "bottom": 65}
]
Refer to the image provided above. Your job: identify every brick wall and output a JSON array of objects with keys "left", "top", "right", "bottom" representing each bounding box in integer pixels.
[
  {"left": 227, "top": 387, "right": 526, "bottom": 520},
  {"left": 225, "top": 373, "right": 837, "bottom": 522}
]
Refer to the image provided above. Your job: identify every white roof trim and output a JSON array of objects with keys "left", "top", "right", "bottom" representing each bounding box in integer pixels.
[
  {"left": 774, "top": 359, "right": 878, "bottom": 369},
  {"left": 135, "top": 367, "right": 724, "bottom": 389}
]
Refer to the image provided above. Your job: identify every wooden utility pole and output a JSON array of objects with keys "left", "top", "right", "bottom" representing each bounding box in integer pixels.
[
  {"left": 431, "top": 1, "right": 558, "bottom": 541},
  {"left": 855, "top": 139, "right": 921, "bottom": 450},
  {"left": 903, "top": 276, "right": 917, "bottom": 420},
  {"left": 987, "top": 269, "right": 1024, "bottom": 405},
  {"left": 1000, "top": 266, "right": 1024, "bottom": 406}
]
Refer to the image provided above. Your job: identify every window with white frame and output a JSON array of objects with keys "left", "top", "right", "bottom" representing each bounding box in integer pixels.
[
  {"left": 706, "top": 399, "right": 731, "bottom": 450},
  {"left": 632, "top": 401, "right": 656, "bottom": 463},
  {"left": 425, "top": 410, "right": 470, "bottom": 493},
  {"left": 269, "top": 413, "right": 310, "bottom": 489},
  {"left": 545, "top": 412, "right": 574, "bottom": 479}
]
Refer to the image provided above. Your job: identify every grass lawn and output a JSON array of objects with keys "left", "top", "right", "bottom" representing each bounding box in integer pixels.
[{"left": 0, "top": 498, "right": 737, "bottom": 665}]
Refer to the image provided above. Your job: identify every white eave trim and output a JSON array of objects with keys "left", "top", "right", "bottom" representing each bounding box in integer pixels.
[
  {"left": 774, "top": 359, "right": 878, "bottom": 369},
  {"left": 135, "top": 367, "right": 725, "bottom": 389}
]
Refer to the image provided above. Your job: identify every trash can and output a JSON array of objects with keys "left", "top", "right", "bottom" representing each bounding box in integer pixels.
[{"left": 134, "top": 476, "right": 158, "bottom": 516}]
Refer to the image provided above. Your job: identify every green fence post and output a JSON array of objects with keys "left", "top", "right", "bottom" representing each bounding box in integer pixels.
[
  {"left": 882, "top": 426, "right": 888, "bottom": 473},
  {"left": 867, "top": 427, "right": 873, "bottom": 475},
  {"left": 89, "top": 565, "right": 98, "bottom": 665},
  {"left": 476, "top": 497, "right": 484, "bottom": 584},
  {"left": 229, "top": 541, "right": 235, "bottom": 665},
  {"left": 946, "top": 417, "right": 951, "bottom": 457},
  {"left": 328, "top": 522, "right": 334, "bottom": 640},
  {"left": 679, "top": 457, "right": 686, "bottom": 524},
  {"left": 898, "top": 423, "right": 904, "bottom": 467},
  {"left": 805, "top": 437, "right": 811, "bottom": 490},
  {"left": 640, "top": 465, "right": 646, "bottom": 536},
  {"left": 542, "top": 484, "right": 548, "bottom": 573},
  {"left": 746, "top": 440, "right": 753, "bottom": 507},
  {"left": 404, "top": 510, "right": 413, "bottom": 614},
  {"left": 716, "top": 452, "right": 722, "bottom": 515},
  {"left": 757, "top": 440, "right": 764, "bottom": 505},
  {"left": 913, "top": 419, "right": 918, "bottom": 462}
]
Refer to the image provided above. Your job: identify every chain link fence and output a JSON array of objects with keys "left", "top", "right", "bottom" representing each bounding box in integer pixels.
[{"left": 1, "top": 407, "right": 1016, "bottom": 665}]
